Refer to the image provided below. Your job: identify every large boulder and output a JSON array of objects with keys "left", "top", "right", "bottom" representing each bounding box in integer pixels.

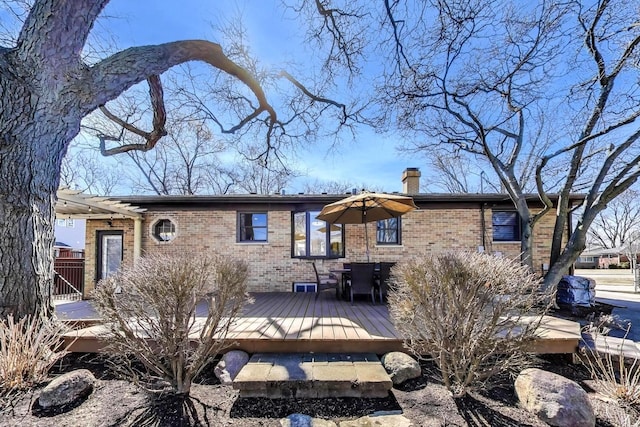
[
  {"left": 515, "top": 368, "right": 595, "bottom": 427},
  {"left": 38, "top": 369, "right": 96, "bottom": 409},
  {"left": 215, "top": 350, "right": 249, "bottom": 384},
  {"left": 280, "top": 413, "right": 337, "bottom": 427},
  {"left": 381, "top": 352, "right": 421, "bottom": 385}
]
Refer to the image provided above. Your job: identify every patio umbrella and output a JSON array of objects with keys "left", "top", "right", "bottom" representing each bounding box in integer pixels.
[{"left": 316, "top": 191, "right": 418, "bottom": 261}]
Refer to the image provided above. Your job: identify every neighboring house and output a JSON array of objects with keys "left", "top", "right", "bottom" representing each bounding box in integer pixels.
[
  {"left": 577, "top": 246, "right": 639, "bottom": 269},
  {"left": 54, "top": 217, "right": 86, "bottom": 249},
  {"left": 575, "top": 249, "right": 601, "bottom": 269},
  {"left": 56, "top": 169, "right": 582, "bottom": 299},
  {"left": 54, "top": 241, "right": 84, "bottom": 259}
]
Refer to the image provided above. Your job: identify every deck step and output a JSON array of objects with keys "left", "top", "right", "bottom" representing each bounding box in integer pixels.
[{"left": 233, "top": 353, "right": 392, "bottom": 398}]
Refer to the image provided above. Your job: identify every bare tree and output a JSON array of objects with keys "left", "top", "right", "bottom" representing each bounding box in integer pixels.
[
  {"left": 589, "top": 189, "right": 640, "bottom": 249},
  {"left": 124, "top": 117, "right": 229, "bottom": 195},
  {"left": 0, "top": 0, "right": 351, "bottom": 319},
  {"left": 227, "top": 157, "right": 299, "bottom": 195},
  {"left": 300, "top": 179, "right": 359, "bottom": 194},
  {"left": 60, "top": 150, "right": 123, "bottom": 195},
  {"left": 298, "top": 0, "right": 640, "bottom": 288},
  {"left": 288, "top": 0, "right": 640, "bottom": 291}
]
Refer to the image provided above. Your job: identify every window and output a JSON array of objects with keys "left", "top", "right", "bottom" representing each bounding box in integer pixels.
[
  {"left": 492, "top": 211, "right": 520, "bottom": 242},
  {"left": 56, "top": 219, "right": 74, "bottom": 228},
  {"left": 238, "top": 212, "right": 268, "bottom": 242},
  {"left": 376, "top": 218, "right": 400, "bottom": 244},
  {"left": 153, "top": 219, "right": 176, "bottom": 242},
  {"left": 292, "top": 211, "right": 344, "bottom": 258},
  {"left": 293, "top": 282, "right": 317, "bottom": 292}
]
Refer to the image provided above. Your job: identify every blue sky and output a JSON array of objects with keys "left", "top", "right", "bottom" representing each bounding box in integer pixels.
[{"left": 95, "top": 0, "right": 417, "bottom": 194}]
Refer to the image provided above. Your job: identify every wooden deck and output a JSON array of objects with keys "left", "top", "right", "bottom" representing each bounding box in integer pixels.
[{"left": 57, "top": 292, "right": 581, "bottom": 354}]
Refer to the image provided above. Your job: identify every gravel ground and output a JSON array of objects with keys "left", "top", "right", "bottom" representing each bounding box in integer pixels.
[{"left": 1, "top": 353, "right": 637, "bottom": 426}]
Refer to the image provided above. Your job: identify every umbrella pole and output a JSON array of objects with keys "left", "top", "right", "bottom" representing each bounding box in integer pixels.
[{"left": 365, "top": 222, "right": 370, "bottom": 262}]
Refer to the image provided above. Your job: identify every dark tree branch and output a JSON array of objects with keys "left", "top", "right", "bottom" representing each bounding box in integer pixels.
[
  {"left": 311, "top": 0, "right": 364, "bottom": 73},
  {"left": 383, "top": 0, "right": 413, "bottom": 73},
  {"left": 16, "top": 0, "right": 107, "bottom": 71},
  {"left": 84, "top": 40, "right": 277, "bottom": 129},
  {"left": 98, "top": 76, "right": 168, "bottom": 156},
  {"left": 279, "top": 70, "right": 348, "bottom": 123}
]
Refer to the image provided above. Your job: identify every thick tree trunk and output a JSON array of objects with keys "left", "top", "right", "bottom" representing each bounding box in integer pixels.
[
  {"left": 519, "top": 212, "right": 534, "bottom": 272},
  {"left": 543, "top": 215, "right": 591, "bottom": 290},
  {"left": 0, "top": 0, "right": 277, "bottom": 319},
  {"left": 0, "top": 60, "right": 77, "bottom": 319},
  {"left": 549, "top": 194, "right": 569, "bottom": 267}
]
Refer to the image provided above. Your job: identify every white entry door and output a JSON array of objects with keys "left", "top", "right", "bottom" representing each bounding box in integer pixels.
[{"left": 97, "top": 232, "right": 123, "bottom": 280}]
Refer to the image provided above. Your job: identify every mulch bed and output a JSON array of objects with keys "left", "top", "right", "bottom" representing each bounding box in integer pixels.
[{"left": 0, "top": 352, "right": 637, "bottom": 426}]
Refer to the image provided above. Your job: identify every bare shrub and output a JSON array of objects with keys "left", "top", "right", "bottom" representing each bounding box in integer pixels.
[
  {"left": 585, "top": 312, "right": 631, "bottom": 336},
  {"left": 92, "top": 253, "right": 250, "bottom": 395},
  {"left": 605, "top": 406, "right": 640, "bottom": 427},
  {"left": 388, "top": 251, "right": 553, "bottom": 397},
  {"left": 0, "top": 314, "right": 69, "bottom": 395},
  {"left": 581, "top": 325, "right": 640, "bottom": 407}
]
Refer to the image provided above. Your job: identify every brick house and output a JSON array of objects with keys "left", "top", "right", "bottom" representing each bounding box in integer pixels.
[{"left": 58, "top": 169, "right": 581, "bottom": 298}]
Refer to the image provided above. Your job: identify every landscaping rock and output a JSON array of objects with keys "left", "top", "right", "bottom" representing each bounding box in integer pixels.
[
  {"left": 381, "top": 352, "right": 421, "bottom": 385},
  {"left": 38, "top": 369, "right": 96, "bottom": 409},
  {"left": 215, "top": 350, "right": 249, "bottom": 384},
  {"left": 515, "top": 368, "right": 595, "bottom": 427},
  {"left": 339, "top": 414, "right": 413, "bottom": 426},
  {"left": 280, "top": 413, "right": 337, "bottom": 427}
]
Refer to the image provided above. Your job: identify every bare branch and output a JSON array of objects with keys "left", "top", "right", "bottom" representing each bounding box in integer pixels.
[
  {"left": 84, "top": 40, "right": 277, "bottom": 129},
  {"left": 279, "top": 70, "right": 347, "bottom": 123},
  {"left": 98, "top": 76, "right": 167, "bottom": 156}
]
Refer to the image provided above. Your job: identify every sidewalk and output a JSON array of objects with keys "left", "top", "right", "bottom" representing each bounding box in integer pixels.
[{"left": 572, "top": 269, "right": 640, "bottom": 343}]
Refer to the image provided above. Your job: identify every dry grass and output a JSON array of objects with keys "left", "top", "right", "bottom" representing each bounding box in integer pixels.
[
  {"left": 92, "top": 253, "right": 251, "bottom": 396},
  {"left": 606, "top": 408, "right": 640, "bottom": 427},
  {"left": 388, "top": 251, "right": 553, "bottom": 397},
  {"left": 0, "top": 313, "right": 69, "bottom": 394},
  {"left": 581, "top": 326, "right": 640, "bottom": 407}
]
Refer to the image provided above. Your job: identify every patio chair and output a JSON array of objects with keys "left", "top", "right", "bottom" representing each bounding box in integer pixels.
[
  {"left": 375, "top": 262, "right": 396, "bottom": 303},
  {"left": 312, "top": 262, "right": 339, "bottom": 300},
  {"left": 348, "top": 262, "right": 376, "bottom": 305}
]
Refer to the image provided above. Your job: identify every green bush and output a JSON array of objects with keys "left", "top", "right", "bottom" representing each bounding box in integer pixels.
[
  {"left": 92, "top": 253, "right": 250, "bottom": 395},
  {"left": 388, "top": 252, "right": 553, "bottom": 397}
]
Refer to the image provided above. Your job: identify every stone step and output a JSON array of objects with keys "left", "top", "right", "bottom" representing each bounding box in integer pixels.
[{"left": 232, "top": 353, "right": 392, "bottom": 398}]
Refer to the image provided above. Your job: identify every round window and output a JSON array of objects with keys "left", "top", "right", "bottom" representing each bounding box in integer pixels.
[{"left": 153, "top": 219, "right": 176, "bottom": 242}]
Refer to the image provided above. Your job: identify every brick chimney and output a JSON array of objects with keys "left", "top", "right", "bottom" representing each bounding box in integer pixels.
[{"left": 402, "top": 167, "right": 421, "bottom": 194}]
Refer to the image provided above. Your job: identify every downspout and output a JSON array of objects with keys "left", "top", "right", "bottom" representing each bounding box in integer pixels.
[
  {"left": 133, "top": 218, "right": 142, "bottom": 265},
  {"left": 480, "top": 203, "right": 487, "bottom": 252}
]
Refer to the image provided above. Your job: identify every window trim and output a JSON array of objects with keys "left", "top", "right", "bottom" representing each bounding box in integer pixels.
[
  {"left": 492, "top": 210, "right": 521, "bottom": 242},
  {"left": 151, "top": 218, "right": 177, "bottom": 243},
  {"left": 291, "top": 211, "right": 345, "bottom": 259},
  {"left": 376, "top": 217, "right": 401, "bottom": 245},
  {"left": 237, "top": 212, "right": 268, "bottom": 243}
]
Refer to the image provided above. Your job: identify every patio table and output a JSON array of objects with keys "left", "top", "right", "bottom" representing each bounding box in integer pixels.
[
  {"left": 330, "top": 268, "right": 351, "bottom": 299},
  {"left": 331, "top": 266, "right": 382, "bottom": 301}
]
